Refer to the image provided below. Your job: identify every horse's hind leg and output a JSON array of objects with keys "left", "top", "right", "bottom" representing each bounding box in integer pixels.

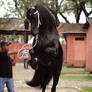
[
  {"left": 42, "top": 85, "right": 46, "bottom": 92},
  {"left": 41, "top": 82, "right": 46, "bottom": 92},
  {"left": 51, "top": 74, "right": 59, "bottom": 92}
]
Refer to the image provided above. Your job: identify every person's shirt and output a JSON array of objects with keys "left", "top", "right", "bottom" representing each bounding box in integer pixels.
[
  {"left": 0, "top": 50, "right": 13, "bottom": 78},
  {"left": 22, "top": 49, "right": 29, "bottom": 59}
]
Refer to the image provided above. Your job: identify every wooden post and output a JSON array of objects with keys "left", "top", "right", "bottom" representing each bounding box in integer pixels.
[{"left": 24, "top": 19, "right": 29, "bottom": 43}]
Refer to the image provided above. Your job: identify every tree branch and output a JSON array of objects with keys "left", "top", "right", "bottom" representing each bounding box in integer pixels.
[
  {"left": 59, "top": 12, "right": 70, "bottom": 23},
  {"left": 88, "top": 10, "right": 92, "bottom": 16},
  {"left": 13, "top": 0, "right": 23, "bottom": 18}
]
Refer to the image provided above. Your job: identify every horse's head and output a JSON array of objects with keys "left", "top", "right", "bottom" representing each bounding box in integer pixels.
[
  {"left": 26, "top": 5, "right": 57, "bottom": 36},
  {"left": 26, "top": 7, "right": 41, "bottom": 36}
]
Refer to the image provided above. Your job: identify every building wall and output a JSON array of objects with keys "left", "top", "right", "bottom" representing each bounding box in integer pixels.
[
  {"left": 86, "top": 26, "right": 92, "bottom": 72},
  {"left": 61, "top": 43, "right": 67, "bottom": 62},
  {"left": 67, "top": 34, "right": 74, "bottom": 66},
  {"left": 67, "top": 34, "right": 86, "bottom": 67}
]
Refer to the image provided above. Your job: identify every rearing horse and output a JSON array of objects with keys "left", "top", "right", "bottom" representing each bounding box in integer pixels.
[{"left": 26, "top": 5, "right": 63, "bottom": 92}]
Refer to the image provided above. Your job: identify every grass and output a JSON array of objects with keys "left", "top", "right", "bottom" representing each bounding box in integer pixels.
[
  {"left": 81, "top": 87, "right": 92, "bottom": 92},
  {"left": 62, "top": 66, "right": 86, "bottom": 74},
  {"left": 60, "top": 65, "right": 92, "bottom": 80},
  {"left": 60, "top": 75, "right": 92, "bottom": 80},
  {"left": 60, "top": 66, "right": 92, "bottom": 92}
]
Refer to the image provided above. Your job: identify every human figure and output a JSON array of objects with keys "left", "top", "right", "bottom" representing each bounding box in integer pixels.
[
  {"left": 22, "top": 49, "right": 29, "bottom": 69},
  {"left": 0, "top": 41, "right": 15, "bottom": 92}
]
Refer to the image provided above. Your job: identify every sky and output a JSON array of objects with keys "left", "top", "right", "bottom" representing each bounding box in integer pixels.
[{"left": 0, "top": 0, "right": 92, "bottom": 24}]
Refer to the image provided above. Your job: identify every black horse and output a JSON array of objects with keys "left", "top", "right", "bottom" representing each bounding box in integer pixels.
[{"left": 26, "top": 5, "right": 63, "bottom": 92}]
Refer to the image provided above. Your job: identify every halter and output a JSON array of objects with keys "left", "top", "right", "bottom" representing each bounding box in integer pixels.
[{"left": 33, "top": 10, "right": 41, "bottom": 28}]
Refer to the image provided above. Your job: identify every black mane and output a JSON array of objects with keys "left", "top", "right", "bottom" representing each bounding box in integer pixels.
[{"left": 35, "top": 5, "right": 56, "bottom": 31}]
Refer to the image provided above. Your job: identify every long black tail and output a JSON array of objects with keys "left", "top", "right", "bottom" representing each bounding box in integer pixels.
[
  {"left": 26, "top": 70, "right": 52, "bottom": 88},
  {"left": 26, "top": 80, "right": 40, "bottom": 87}
]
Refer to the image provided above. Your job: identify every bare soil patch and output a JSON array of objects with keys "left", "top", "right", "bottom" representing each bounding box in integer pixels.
[{"left": 5, "top": 63, "right": 91, "bottom": 92}]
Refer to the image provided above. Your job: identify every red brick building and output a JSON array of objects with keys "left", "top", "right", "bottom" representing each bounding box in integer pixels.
[
  {"left": 58, "top": 18, "right": 92, "bottom": 72},
  {"left": 86, "top": 18, "right": 92, "bottom": 72}
]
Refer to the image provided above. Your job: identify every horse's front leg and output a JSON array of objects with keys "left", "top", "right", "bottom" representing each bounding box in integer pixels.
[
  {"left": 28, "top": 48, "right": 34, "bottom": 65},
  {"left": 29, "top": 48, "right": 35, "bottom": 55},
  {"left": 28, "top": 49, "right": 38, "bottom": 70},
  {"left": 51, "top": 74, "right": 59, "bottom": 92}
]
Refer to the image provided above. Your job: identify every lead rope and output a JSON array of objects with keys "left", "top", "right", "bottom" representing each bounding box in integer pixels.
[
  {"left": 17, "top": 34, "right": 38, "bottom": 59},
  {"left": 32, "top": 34, "right": 38, "bottom": 49}
]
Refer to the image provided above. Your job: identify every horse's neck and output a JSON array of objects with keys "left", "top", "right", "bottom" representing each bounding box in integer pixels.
[{"left": 39, "top": 25, "right": 57, "bottom": 34}]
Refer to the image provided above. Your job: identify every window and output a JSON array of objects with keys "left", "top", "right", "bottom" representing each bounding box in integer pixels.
[{"left": 75, "top": 37, "right": 84, "bottom": 41}]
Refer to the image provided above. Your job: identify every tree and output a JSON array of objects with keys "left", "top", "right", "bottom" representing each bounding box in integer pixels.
[
  {"left": 0, "top": 0, "right": 92, "bottom": 25},
  {"left": 45, "top": 0, "right": 92, "bottom": 24},
  {"left": 62, "top": 0, "right": 92, "bottom": 23},
  {"left": 11, "top": 0, "right": 92, "bottom": 25}
]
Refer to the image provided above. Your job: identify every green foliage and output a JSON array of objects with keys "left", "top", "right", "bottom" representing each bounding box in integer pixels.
[
  {"left": 62, "top": 0, "right": 92, "bottom": 23},
  {"left": 1, "top": 0, "right": 92, "bottom": 24}
]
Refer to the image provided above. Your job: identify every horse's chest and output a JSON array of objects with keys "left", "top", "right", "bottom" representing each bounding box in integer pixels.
[{"left": 37, "top": 37, "right": 49, "bottom": 48}]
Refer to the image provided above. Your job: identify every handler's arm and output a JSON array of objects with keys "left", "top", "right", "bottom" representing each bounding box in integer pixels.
[{"left": 8, "top": 51, "right": 17, "bottom": 55}]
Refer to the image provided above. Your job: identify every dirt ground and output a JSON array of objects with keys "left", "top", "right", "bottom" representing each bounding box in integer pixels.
[{"left": 4, "top": 63, "right": 90, "bottom": 92}]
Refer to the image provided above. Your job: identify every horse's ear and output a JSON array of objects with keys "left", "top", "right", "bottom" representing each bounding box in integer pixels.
[
  {"left": 32, "top": 7, "right": 37, "bottom": 13},
  {"left": 32, "top": 7, "right": 35, "bottom": 10}
]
